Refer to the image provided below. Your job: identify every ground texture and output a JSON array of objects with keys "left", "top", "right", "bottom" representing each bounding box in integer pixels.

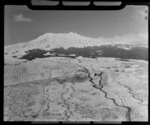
[{"left": 4, "top": 57, "right": 148, "bottom": 122}]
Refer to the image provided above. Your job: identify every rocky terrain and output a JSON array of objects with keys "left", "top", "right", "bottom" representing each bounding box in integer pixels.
[{"left": 4, "top": 33, "right": 148, "bottom": 122}]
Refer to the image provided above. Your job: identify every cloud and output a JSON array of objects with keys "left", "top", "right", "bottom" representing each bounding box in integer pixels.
[
  {"left": 14, "top": 14, "right": 32, "bottom": 22},
  {"left": 110, "top": 33, "right": 148, "bottom": 47}
]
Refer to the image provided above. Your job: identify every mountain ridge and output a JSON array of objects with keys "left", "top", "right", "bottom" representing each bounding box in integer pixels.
[{"left": 5, "top": 32, "right": 148, "bottom": 54}]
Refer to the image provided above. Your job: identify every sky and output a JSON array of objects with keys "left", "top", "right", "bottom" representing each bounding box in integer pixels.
[{"left": 4, "top": 4, "right": 148, "bottom": 45}]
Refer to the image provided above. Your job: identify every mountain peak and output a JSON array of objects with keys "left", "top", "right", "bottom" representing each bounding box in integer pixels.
[
  {"left": 5, "top": 32, "right": 148, "bottom": 53},
  {"left": 37, "top": 32, "right": 81, "bottom": 38},
  {"left": 68, "top": 32, "right": 79, "bottom": 35},
  {"left": 35, "top": 32, "right": 93, "bottom": 42}
]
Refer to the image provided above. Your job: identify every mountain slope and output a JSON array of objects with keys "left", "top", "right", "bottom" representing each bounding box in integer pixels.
[
  {"left": 4, "top": 32, "right": 148, "bottom": 65},
  {"left": 5, "top": 32, "right": 148, "bottom": 53}
]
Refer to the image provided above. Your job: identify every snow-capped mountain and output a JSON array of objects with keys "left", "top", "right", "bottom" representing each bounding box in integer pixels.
[
  {"left": 4, "top": 32, "right": 148, "bottom": 64},
  {"left": 4, "top": 32, "right": 99, "bottom": 53},
  {"left": 5, "top": 32, "right": 148, "bottom": 54}
]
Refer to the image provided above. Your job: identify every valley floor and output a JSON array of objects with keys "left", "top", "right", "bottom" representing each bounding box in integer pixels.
[{"left": 4, "top": 57, "right": 148, "bottom": 122}]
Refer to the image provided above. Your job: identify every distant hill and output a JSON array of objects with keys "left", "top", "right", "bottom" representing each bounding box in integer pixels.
[{"left": 4, "top": 32, "right": 148, "bottom": 62}]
